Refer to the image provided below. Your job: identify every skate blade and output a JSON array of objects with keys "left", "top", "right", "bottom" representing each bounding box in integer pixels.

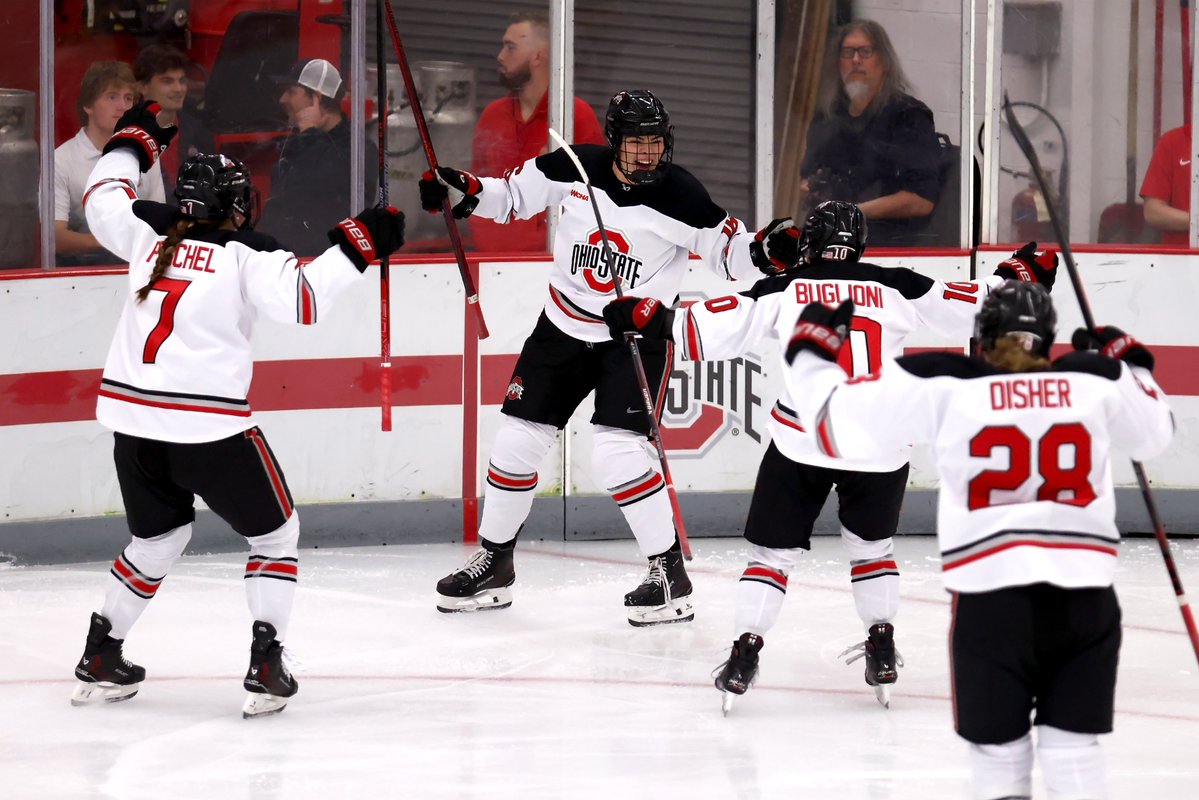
[
  {"left": 71, "top": 680, "right": 139, "bottom": 706},
  {"left": 626, "top": 598, "right": 695, "bottom": 627},
  {"left": 874, "top": 684, "right": 891, "bottom": 709},
  {"left": 243, "top": 692, "right": 290, "bottom": 719},
  {"left": 721, "top": 692, "right": 734, "bottom": 716},
  {"left": 436, "top": 587, "right": 513, "bottom": 614}
]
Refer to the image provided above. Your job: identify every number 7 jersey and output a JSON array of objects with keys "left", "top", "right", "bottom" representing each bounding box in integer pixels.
[{"left": 671, "top": 260, "right": 1007, "bottom": 471}]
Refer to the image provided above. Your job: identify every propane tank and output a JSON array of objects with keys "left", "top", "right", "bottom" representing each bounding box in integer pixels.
[{"left": 0, "top": 89, "right": 39, "bottom": 269}]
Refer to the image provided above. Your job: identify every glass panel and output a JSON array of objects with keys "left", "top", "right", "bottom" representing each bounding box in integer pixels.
[
  {"left": 778, "top": 3, "right": 966, "bottom": 248},
  {"left": 0, "top": 1, "right": 41, "bottom": 269},
  {"left": 381, "top": 0, "right": 554, "bottom": 255}
]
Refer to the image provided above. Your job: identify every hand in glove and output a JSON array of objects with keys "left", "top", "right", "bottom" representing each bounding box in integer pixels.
[
  {"left": 993, "top": 241, "right": 1058, "bottom": 289},
  {"left": 1071, "top": 326, "right": 1154, "bottom": 371},
  {"left": 602, "top": 296, "right": 674, "bottom": 341},
  {"left": 103, "top": 100, "right": 178, "bottom": 173},
  {"left": 784, "top": 300, "right": 855, "bottom": 364},
  {"left": 750, "top": 218, "right": 801, "bottom": 275},
  {"left": 328, "top": 206, "right": 406, "bottom": 272},
  {"left": 418, "top": 166, "right": 482, "bottom": 219}
]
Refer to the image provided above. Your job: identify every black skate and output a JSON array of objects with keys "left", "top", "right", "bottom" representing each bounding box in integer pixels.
[
  {"left": 71, "top": 612, "right": 145, "bottom": 706},
  {"left": 624, "top": 544, "right": 694, "bottom": 627},
  {"left": 713, "top": 633, "right": 764, "bottom": 716},
  {"left": 436, "top": 538, "right": 516, "bottom": 613},
  {"left": 839, "top": 622, "right": 903, "bottom": 708},
  {"left": 243, "top": 620, "right": 299, "bottom": 719}
]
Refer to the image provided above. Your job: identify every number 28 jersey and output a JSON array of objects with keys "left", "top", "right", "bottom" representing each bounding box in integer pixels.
[
  {"left": 670, "top": 260, "right": 1007, "bottom": 471},
  {"left": 85, "top": 149, "right": 365, "bottom": 444},
  {"left": 788, "top": 350, "right": 1175, "bottom": 591}
]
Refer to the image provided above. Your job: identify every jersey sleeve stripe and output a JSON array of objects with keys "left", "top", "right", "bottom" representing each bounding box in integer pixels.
[
  {"left": 296, "top": 269, "right": 317, "bottom": 325},
  {"left": 814, "top": 395, "right": 840, "bottom": 458},
  {"left": 770, "top": 401, "right": 806, "bottom": 432},
  {"left": 82, "top": 177, "right": 136, "bottom": 208},
  {"left": 683, "top": 309, "right": 703, "bottom": 361}
]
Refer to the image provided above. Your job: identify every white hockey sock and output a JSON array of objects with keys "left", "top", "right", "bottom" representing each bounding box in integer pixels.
[
  {"left": 244, "top": 512, "right": 300, "bottom": 642},
  {"left": 842, "top": 528, "right": 899, "bottom": 629},
  {"left": 477, "top": 416, "right": 557, "bottom": 546},
  {"left": 1036, "top": 725, "right": 1105, "bottom": 800},
  {"left": 101, "top": 524, "right": 192, "bottom": 640},
  {"left": 968, "top": 734, "right": 1033, "bottom": 800},
  {"left": 733, "top": 545, "right": 802, "bottom": 637},
  {"left": 593, "top": 426, "right": 675, "bottom": 557}
]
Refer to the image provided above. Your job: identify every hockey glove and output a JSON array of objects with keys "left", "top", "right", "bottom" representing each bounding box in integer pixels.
[
  {"left": 418, "top": 166, "right": 482, "bottom": 219},
  {"left": 750, "top": 217, "right": 801, "bottom": 275},
  {"left": 327, "top": 206, "right": 406, "bottom": 273},
  {"left": 103, "top": 100, "right": 178, "bottom": 173},
  {"left": 1071, "top": 326, "right": 1154, "bottom": 371},
  {"left": 603, "top": 296, "right": 675, "bottom": 341},
  {"left": 785, "top": 299, "right": 855, "bottom": 364},
  {"left": 993, "top": 241, "right": 1058, "bottom": 290}
]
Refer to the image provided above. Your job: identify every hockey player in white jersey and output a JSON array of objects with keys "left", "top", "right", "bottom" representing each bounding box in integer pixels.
[
  {"left": 603, "top": 200, "right": 1058, "bottom": 706},
  {"left": 785, "top": 282, "right": 1173, "bottom": 800},
  {"left": 70, "top": 101, "right": 405, "bottom": 717},
  {"left": 419, "top": 89, "right": 782, "bottom": 625}
]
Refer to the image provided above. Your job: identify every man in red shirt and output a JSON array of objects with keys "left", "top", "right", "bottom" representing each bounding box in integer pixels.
[
  {"left": 1140, "top": 124, "right": 1193, "bottom": 246},
  {"left": 471, "top": 12, "right": 605, "bottom": 253}
]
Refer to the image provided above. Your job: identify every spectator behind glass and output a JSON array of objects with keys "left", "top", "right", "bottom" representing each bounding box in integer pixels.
[
  {"left": 801, "top": 20, "right": 941, "bottom": 247},
  {"left": 54, "top": 61, "right": 166, "bottom": 265},
  {"left": 260, "top": 59, "right": 378, "bottom": 257},
  {"left": 470, "top": 11, "right": 605, "bottom": 253},
  {"left": 133, "top": 43, "right": 214, "bottom": 197},
  {"left": 1140, "top": 124, "right": 1193, "bottom": 246}
]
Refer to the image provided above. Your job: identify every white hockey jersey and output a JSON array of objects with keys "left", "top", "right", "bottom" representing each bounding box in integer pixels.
[
  {"left": 670, "top": 261, "right": 1008, "bottom": 471},
  {"left": 85, "top": 149, "right": 366, "bottom": 444},
  {"left": 789, "top": 349, "right": 1175, "bottom": 592},
  {"left": 474, "top": 145, "right": 760, "bottom": 342}
]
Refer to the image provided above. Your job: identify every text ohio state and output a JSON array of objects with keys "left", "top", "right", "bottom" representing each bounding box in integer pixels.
[{"left": 570, "top": 242, "right": 644, "bottom": 288}]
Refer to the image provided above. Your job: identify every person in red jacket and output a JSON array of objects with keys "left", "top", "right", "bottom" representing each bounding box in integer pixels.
[
  {"left": 1140, "top": 124, "right": 1193, "bottom": 246},
  {"left": 470, "top": 11, "right": 605, "bottom": 253}
]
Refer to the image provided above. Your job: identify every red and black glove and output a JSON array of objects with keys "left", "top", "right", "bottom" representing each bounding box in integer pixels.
[
  {"left": 784, "top": 299, "right": 855, "bottom": 364},
  {"left": 994, "top": 241, "right": 1058, "bottom": 290},
  {"left": 418, "top": 166, "right": 482, "bottom": 219},
  {"left": 750, "top": 217, "right": 801, "bottom": 276},
  {"left": 603, "top": 296, "right": 675, "bottom": 341},
  {"left": 328, "top": 206, "right": 406, "bottom": 272},
  {"left": 1071, "top": 326, "right": 1154, "bottom": 371},
  {"left": 102, "top": 100, "right": 178, "bottom": 173}
]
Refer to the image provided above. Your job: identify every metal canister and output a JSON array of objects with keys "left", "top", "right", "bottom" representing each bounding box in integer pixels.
[{"left": 0, "top": 89, "right": 39, "bottom": 269}]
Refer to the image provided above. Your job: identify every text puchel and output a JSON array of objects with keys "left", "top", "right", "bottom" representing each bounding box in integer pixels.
[
  {"left": 794, "top": 282, "right": 884, "bottom": 308},
  {"left": 146, "top": 240, "right": 216, "bottom": 273}
]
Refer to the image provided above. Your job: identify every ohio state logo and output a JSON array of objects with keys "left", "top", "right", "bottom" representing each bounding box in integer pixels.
[
  {"left": 570, "top": 228, "right": 644, "bottom": 292},
  {"left": 661, "top": 354, "right": 765, "bottom": 458},
  {"left": 506, "top": 377, "right": 525, "bottom": 400}
]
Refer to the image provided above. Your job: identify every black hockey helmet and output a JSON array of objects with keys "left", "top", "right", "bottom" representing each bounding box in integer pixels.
[
  {"left": 175, "top": 153, "right": 257, "bottom": 229},
  {"left": 800, "top": 200, "right": 867, "bottom": 263},
  {"left": 605, "top": 89, "right": 674, "bottom": 185},
  {"left": 974, "top": 280, "right": 1057, "bottom": 357}
]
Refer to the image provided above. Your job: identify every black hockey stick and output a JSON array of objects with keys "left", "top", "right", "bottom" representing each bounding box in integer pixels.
[
  {"left": 380, "top": 0, "right": 489, "bottom": 339},
  {"left": 375, "top": 0, "right": 392, "bottom": 432},
  {"left": 547, "top": 128, "right": 693, "bottom": 561},
  {"left": 1003, "top": 93, "right": 1199, "bottom": 666}
]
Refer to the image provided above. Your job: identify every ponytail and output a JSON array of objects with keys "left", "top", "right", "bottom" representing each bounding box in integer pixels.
[
  {"left": 984, "top": 335, "right": 1051, "bottom": 373},
  {"left": 136, "top": 219, "right": 194, "bottom": 303}
]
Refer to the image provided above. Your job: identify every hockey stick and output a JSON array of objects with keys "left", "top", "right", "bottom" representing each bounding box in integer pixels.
[
  {"left": 546, "top": 128, "right": 693, "bottom": 561},
  {"left": 375, "top": 0, "right": 392, "bottom": 432},
  {"left": 379, "top": 0, "right": 489, "bottom": 339},
  {"left": 1003, "top": 93, "right": 1199, "bottom": 667}
]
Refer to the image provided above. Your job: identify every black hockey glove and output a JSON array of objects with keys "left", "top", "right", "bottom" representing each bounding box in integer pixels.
[
  {"left": 328, "top": 206, "right": 406, "bottom": 273},
  {"left": 784, "top": 300, "right": 855, "bottom": 364},
  {"left": 418, "top": 166, "right": 482, "bottom": 219},
  {"left": 993, "top": 241, "right": 1058, "bottom": 290},
  {"left": 749, "top": 217, "right": 801, "bottom": 276},
  {"left": 603, "top": 296, "right": 675, "bottom": 341},
  {"left": 102, "top": 100, "right": 178, "bottom": 173},
  {"left": 1071, "top": 326, "right": 1155, "bottom": 371}
]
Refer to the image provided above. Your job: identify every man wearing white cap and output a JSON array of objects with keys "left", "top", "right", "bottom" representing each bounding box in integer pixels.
[{"left": 261, "top": 58, "right": 378, "bottom": 255}]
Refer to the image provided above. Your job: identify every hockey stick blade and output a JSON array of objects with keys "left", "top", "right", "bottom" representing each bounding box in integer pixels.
[
  {"left": 547, "top": 128, "right": 693, "bottom": 560},
  {"left": 1004, "top": 93, "right": 1199, "bottom": 668}
]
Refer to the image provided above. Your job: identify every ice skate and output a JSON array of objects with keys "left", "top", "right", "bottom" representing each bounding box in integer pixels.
[
  {"left": 624, "top": 544, "right": 694, "bottom": 626},
  {"left": 243, "top": 620, "right": 298, "bottom": 719},
  {"left": 839, "top": 622, "right": 903, "bottom": 708},
  {"left": 71, "top": 612, "right": 145, "bottom": 706},
  {"left": 713, "top": 633, "right": 764, "bottom": 716},
  {"left": 436, "top": 538, "right": 516, "bottom": 613}
]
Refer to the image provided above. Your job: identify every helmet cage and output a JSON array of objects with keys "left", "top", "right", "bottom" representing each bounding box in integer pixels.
[{"left": 605, "top": 90, "right": 674, "bottom": 185}]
